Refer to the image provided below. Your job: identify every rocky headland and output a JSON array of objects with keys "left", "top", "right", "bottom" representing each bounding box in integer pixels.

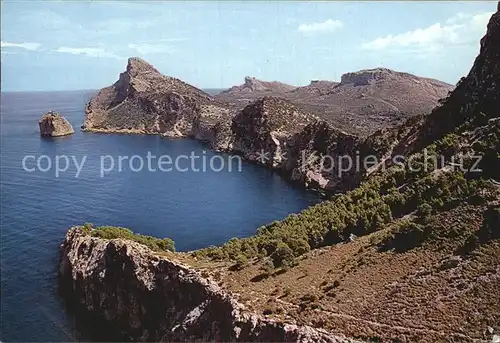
[
  {"left": 39, "top": 111, "right": 74, "bottom": 137},
  {"left": 215, "top": 69, "right": 453, "bottom": 136}
]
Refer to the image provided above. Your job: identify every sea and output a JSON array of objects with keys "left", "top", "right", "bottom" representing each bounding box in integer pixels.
[{"left": 0, "top": 90, "right": 320, "bottom": 341}]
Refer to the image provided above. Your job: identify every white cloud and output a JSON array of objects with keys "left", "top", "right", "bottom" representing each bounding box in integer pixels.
[
  {"left": 1, "top": 41, "right": 41, "bottom": 51},
  {"left": 298, "top": 19, "right": 344, "bottom": 34},
  {"left": 54, "top": 47, "right": 120, "bottom": 59},
  {"left": 127, "top": 43, "right": 177, "bottom": 55},
  {"left": 362, "top": 11, "right": 494, "bottom": 51}
]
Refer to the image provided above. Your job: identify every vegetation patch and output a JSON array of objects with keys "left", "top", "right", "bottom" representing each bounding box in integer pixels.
[{"left": 81, "top": 223, "right": 175, "bottom": 252}]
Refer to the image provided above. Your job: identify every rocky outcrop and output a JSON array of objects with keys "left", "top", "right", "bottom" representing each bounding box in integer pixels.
[
  {"left": 222, "top": 97, "right": 315, "bottom": 166},
  {"left": 83, "top": 58, "right": 376, "bottom": 192},
  {"left": 39, "top": 111, "right": 74, "bottom": 137},
  {"left": 59, "top": 227, "right": 356, "bottom": 343},
  {"left": 82, "top": 57, "right": 230, "bottom": 138},
  {"left": 79, "top": 46, "right": 467, "bottom": 193},
  {"left": 83, "top": 56, "right": 388, "bottom": 192},
  {"left": 216, "top": 68, "right": 453, "bottom": 136},
  {"left": 317, "top": 68, "right": 452, "bottom": 119},
  {"left": 221, "top": 77, "right": 297, "bottom": 94}
]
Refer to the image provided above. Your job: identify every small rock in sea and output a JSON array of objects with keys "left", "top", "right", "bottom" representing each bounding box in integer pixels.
[{"left": 39, "top": 111, "right": 74, "bottom": 137}]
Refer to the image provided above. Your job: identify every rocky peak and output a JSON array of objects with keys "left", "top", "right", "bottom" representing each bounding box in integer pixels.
[
  {"left": 125, "top": 57, "right": 160, "bottom": 77},
  {"left": 243, "top": 76, "right": 266, "bottom": 92},
  {"left": 244, "top": 76, "right": 256, "bottom": 86},
  {"left": 83, "top": 57, "right": 217, "bottom": 136}
]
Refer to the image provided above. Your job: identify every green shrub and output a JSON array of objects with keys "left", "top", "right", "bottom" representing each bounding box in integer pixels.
[
  {"left": 271, "top": 243, "right": 295, "bottom": 268},
  {"left": 285, "top": 238, "right": 311, "bottom": 256},
  {"left": 416, "top": 202, "right": 433, "bottom": 223},
  {"left": 195, "top": 158, "right": 494, "bottom": 264}
]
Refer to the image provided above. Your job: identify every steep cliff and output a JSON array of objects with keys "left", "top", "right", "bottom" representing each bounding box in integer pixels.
[
  {"left": 39, "top": 111, "right": 74, "bottom": 137},
  {"left": 213, "top": 97, "right": 378, "bottom": 192},
  {"left": 222, "top": 97, "right": 315, "bottom": 166},
  {"left": 62, "top": 8, "right": 500, "bottom": 343},
  {"left": 59, "top": 227, "right": 356, "bottom": 343}
]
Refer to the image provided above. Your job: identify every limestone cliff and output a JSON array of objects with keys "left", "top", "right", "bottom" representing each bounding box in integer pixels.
[
  {"left": 222, "top": 97, "right": 315, "bottom": 167},
  {"left": 213, "top": 97, "right": 370, "bottom": 191},
  {"left": 39, "top": 111, "right": 74, "bottom": 137},
  {"left": 59, "top": 227, "right": 356, "bottom": 343}
]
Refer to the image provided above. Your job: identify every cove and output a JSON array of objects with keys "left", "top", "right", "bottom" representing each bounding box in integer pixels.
[{"left": 0, "top": 90, "right": 320, "bottom": 341}]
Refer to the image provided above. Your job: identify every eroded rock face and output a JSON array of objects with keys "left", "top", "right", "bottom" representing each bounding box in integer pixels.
[
  {"left": 214, "top": 97, "right": 375, "bottom": 192},
  {"left": 59, "top": 227, "right": 356, "bottom": 343},
  {"left": 39, "top": 111, "right": 74, "bottom": 137},
  {"left": 84, "top": 57, "right": 383, "bottom": 192}
]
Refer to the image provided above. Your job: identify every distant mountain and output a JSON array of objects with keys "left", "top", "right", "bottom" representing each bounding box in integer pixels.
[
  {"left": 216, "top": 69, "right": 453, "bottom": 136},
  {"left": 289, "top": 80, "right": 339, "bottom": 99},
  {"left": 221, "top": 76, "right": 297, "bottom": 94},
  {"left": 315, "top": 68, "right": 452, "bottom": 117}
]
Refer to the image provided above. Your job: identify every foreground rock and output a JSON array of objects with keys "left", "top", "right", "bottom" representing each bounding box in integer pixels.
[
  {"left": 59, "top": 227, "right": 356, "bottom": 343},
  {"left": 39, "top": 111, "right": 74, "bottom": 137}
]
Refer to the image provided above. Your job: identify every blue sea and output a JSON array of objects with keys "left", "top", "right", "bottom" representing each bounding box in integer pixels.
[{"left": 0, "top": 90, "right": 319, "bottom": 341}]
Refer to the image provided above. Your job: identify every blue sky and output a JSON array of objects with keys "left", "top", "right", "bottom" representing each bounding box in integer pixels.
[{"left": 1, "top": 1, "right": 497, "bottom": 92}]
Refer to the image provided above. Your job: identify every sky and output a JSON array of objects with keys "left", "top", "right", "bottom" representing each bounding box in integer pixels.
[{"left": 0, "top": 1, "right": 497, "bottom": 92}]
